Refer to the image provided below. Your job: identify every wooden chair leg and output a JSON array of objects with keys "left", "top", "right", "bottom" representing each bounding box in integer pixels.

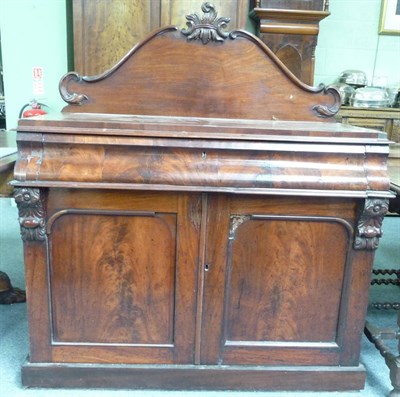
[{"left": 365, "top": 309, "right": 400, "bottom": 397}]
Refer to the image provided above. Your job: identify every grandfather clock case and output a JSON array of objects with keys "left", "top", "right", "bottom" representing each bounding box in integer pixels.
[{"left": 250, "top": 0, "right": 330, "bottom": 85}]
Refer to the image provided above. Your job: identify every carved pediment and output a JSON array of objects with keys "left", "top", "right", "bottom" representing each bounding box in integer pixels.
[{"left": 60, "top": 2, "right": 339, "bottom": 121}]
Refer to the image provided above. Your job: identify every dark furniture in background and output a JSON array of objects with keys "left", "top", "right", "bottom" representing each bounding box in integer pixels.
[
  {"left": 14, "top": 3, "right": 391, "bottom": 391},
  {"left": 71, "top": 0, "right": 249, "bottom": 76},
  {"left": 336, "top": 106, "right": 400, "bottom": 159},
  {"left": 0, "top": 131, "right": 26, "bottom": 304},
  {"left": 70, "top": 0, "right": 330, "bottom": 86},
  {"left": 249, "top": 0, "right": 330, "bottom": 85}
]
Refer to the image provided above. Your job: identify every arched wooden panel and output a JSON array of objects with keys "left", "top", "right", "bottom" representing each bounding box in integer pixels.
[{"left": 61, "top": 25, "right": 339, "bottom": 121}]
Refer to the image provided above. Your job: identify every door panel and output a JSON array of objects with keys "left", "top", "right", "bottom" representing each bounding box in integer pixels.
[
  {"left": 50, "top": 212, "right": 176, "bottom": 345},
  {"left": 201, "top": 195, "right": 354, "bottom": 366},
  {"left": 225, "top": 217, "right": 347, "bottom": 343},
  {"left": 46, "top": 191, "right": 200, "bottom": 364}
]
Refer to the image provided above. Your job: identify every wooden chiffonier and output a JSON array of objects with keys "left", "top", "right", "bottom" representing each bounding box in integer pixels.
[{"left": 13, "top": 3, "right": 392, "bottom": 392}]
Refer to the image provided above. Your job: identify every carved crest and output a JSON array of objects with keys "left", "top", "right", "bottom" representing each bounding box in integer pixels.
[
  {"left": 354, "top": 198, "right": 388, "bottom": 250},
  {"left": 14, "top": 187, "right": 47, "bottom": 241},
  {"left": 181, "top": 2, "right": 230, "bottom": 44}
]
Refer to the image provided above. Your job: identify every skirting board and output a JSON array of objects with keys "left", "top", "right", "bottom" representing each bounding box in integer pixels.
[{"left": 22, "top": 360, "right": 366, "bottom": 391}]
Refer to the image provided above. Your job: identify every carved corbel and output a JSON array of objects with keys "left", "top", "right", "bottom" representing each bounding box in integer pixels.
[
  {"left": 354, "top": 198, "right": 389, "bottom": 250},
  {"left": 14, "top": 187, "right": 47, "bottom": 241}
]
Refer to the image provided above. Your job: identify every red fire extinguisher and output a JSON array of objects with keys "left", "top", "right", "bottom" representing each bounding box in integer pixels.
[{"left": 19, "top": 99, "right": 48, "bottom": 118}]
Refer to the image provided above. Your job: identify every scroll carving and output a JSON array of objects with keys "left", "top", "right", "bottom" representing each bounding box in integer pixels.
[
  {"left": 14, "top": 188, "right": 47, "bottom": 241},
  {"left": 312, "top": 85, "right": 341, "bottom": 118},
  {"left": 59, "top": 72, "right": 89, "bottom": 105},
  {"left": 229, "top": 215, "right": 251, "bottom": 240},
  {"left": 181, "top": 2, "right": 230, "bottom": 44},
  {"left": 354, "top": 198, "right": 389, "bottom": 250}
]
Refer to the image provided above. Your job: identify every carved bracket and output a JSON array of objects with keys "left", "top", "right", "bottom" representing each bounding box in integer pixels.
[
  {"left": 14, "top": 188, "right": 47, "bottom": 241},
  {"left": 354, "top": 198, "right": 389, "bottom": 251},
  {"left": 181, "top": 2, "right": 230, "bottom": 44},
  {"left": 59, "top": 72, "right": 89, "bottom": 105}
]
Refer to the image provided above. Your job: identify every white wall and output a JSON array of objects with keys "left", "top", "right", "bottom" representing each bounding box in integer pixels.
[
  {"left": 0, "top": 0, "right": 68, "bottom": 130},
  {"left": 314, "top": 0, "right": 400, "bottom": 87}
]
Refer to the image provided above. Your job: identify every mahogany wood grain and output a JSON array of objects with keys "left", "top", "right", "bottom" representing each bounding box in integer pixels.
[
  {"left": 17, "top": 114, "right": 387, "bottom": 139},
  {"left": 50, "top": 213, "right": 177, "bottom": 345},
  {"left": 200, "top": 194, "right": 231, "bottom": 365},
  {"left": 201, "top": 195, "right": 362, "bottom": 367},
  {"left": 60, "top": 29, "right": 339, "bottom": 121},
  {"left": 23, "top": 240, "right": 52, "bottom": 363},
  {"left": 72, "top": 0, "right": 249, "bottom": 76},
  {"left": 338, "top": 249, "right": 377, "bottom": 365},
  {"left": 14, "top": 117, "right": 390, "bottom": 195},
  {"left": 22, "top": 362, "right": 366, "bottom": 390},
  {"left": 73, "top": 0, "right": 161, "bottom": 76},
  {"left": 226, "top": 219, "right": 347, "bottom": 343},
  {"left": 29, "top": 190, "right": 200, "bottom": 364}
]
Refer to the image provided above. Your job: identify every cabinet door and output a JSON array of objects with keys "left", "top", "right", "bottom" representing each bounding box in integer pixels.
[
  {"left": 200, "top": 194, "right": 357, "bottom": 366},
  {"left": 41, "top": 190, "right": 200, "bottom": 364}
]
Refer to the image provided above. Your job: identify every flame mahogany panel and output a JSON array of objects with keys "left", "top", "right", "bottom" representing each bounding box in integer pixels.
[{"left": 49, "top": 212, "right": 177, "bottom": 345}]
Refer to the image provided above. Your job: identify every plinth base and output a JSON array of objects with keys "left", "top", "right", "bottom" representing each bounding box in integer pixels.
[{"left": 22, "top": 360, "right": 366, "bottom": 391}]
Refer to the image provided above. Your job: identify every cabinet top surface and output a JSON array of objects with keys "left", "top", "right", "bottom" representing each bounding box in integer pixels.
[{"left": 18, "top": 113, "right": 388, "bottom": 144}]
